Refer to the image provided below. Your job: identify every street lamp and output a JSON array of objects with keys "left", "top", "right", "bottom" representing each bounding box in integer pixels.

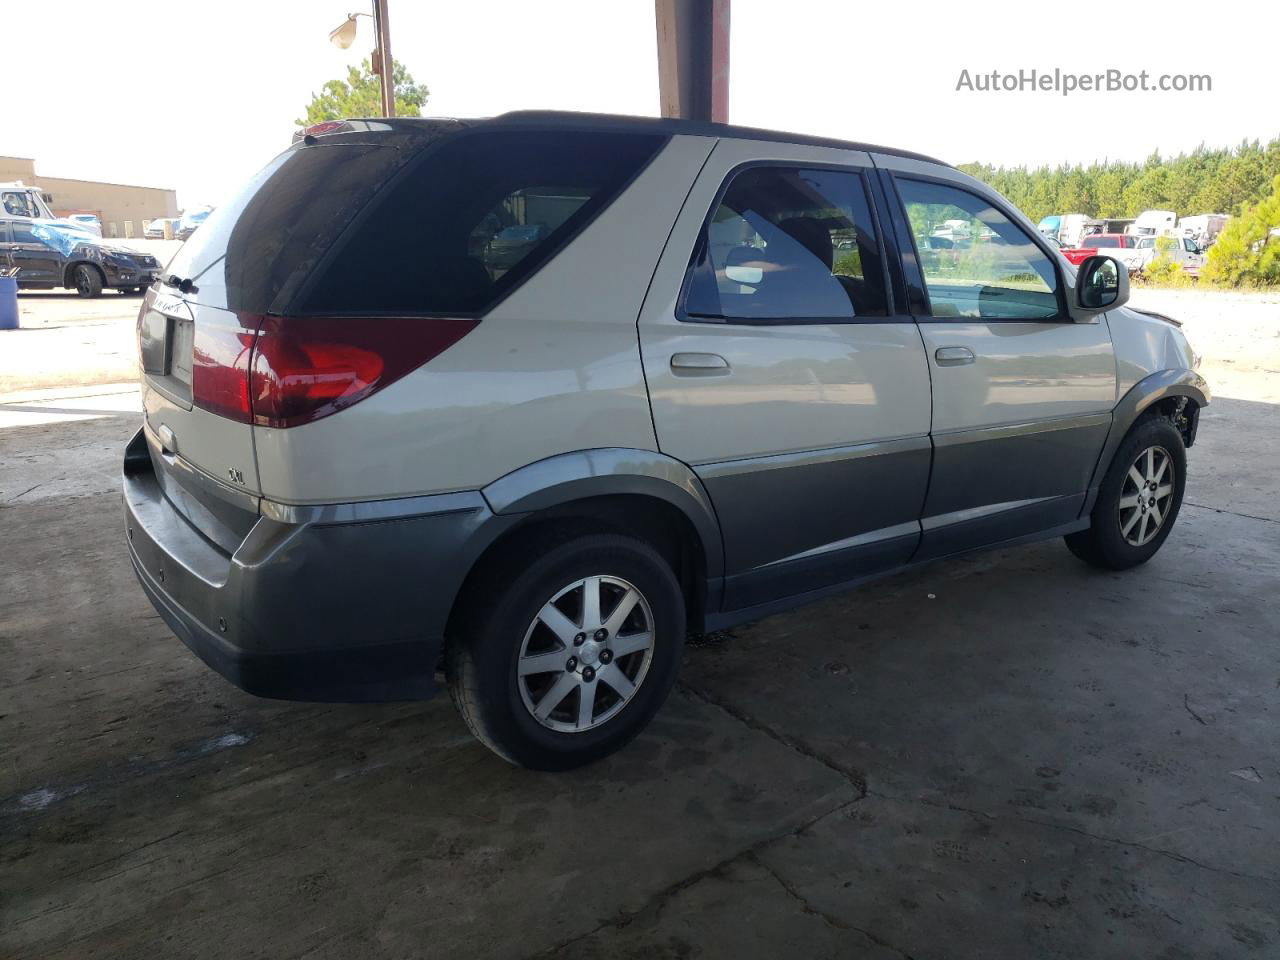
[{"left": 328, "top": 0, "right": 395, "bottom": 117}]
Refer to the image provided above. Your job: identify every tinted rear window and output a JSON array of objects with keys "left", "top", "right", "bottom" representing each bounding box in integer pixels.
[
  {"left": 164, "top": 126, "right": 458, "bottom": 313},
  {"left": 296, "top": 129, "right": 666, "bottom": 316}
]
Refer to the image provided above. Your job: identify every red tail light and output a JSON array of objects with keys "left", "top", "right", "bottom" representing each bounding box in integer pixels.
[
  {"left": 192, "top": 320, "right": 256, "bottom": 423},
  {"left": 192, "top": 314, "right": 476, "bottom": 428},
  {"left": 246, "top": 315, "right": 477, "bottom": 428}
]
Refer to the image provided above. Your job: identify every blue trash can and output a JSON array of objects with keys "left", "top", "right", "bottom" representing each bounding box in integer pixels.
[{"left": 0, "top": 274, "right": 18, "bottom": 330}]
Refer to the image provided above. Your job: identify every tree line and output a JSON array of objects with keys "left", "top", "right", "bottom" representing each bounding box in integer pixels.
[{"left": 958, "top": 137, "right": 1280, "bottom": 223}]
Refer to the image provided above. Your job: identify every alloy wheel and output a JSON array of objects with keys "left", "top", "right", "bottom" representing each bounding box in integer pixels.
[
  {"left": 1119, "top": 445, "right": 1174, "bottom": 546},
  {"left": 516, "top": 575, "right": 655, "bottom": 733}
]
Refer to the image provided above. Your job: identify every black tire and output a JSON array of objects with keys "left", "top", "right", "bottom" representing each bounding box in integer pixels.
[
  {"left": 73, "top": 264, "right": 103, "bottom": 298},
  {"left": 1065, "top": 414, "right": 1187, "bottom": 569},
  {"left": 447, "top": 531, "right": 686, "bottom": 770}
]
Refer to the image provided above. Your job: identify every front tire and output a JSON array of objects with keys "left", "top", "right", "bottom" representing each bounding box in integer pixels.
[
  {"left": 73, "top": 264, "right": 103, "bottom": 298},
  {"left": 447, "top": 531, "right": 686, "bottom": 770},
  {"left": 1066, "top": 414, "right": 1187, "bottom": 569}
]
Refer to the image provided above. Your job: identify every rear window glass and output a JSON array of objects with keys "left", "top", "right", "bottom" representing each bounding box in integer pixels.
[
  {"left": 297, "top": 129, "right": 666, "bottom": 316},
  {"left": 163, "top": 133, "right": 447, "bottom": 313},
  {"left": 1092, "top": 236, "right": 1122, "bottom": 248}
]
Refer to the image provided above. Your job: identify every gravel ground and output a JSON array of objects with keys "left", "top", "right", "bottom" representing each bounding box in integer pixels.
[
  {"left": 2, "top": 283, "right": 1277, "bottom": 958},
  {"left": 1127, "top": 287, "right": 1280, "bottom": 403}
]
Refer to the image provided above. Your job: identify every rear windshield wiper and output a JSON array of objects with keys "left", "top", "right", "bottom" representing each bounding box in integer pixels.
[{"left": 165, "top": 275, "right": 199, "bottom": 295}]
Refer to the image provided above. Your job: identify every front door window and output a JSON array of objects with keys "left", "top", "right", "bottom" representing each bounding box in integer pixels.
[{"left": 898, "top": 179, "right": 1061, "bottom": 320}]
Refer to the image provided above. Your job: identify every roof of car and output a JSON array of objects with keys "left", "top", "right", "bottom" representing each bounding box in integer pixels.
[{"left": 378, "top": 110, "right": 950, "bottom": 168}]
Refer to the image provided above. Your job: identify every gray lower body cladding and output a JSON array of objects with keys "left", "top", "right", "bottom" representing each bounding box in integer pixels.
[
  {"left": 697, "top": 415, "right": 1113, "bottom": 610},
  {"left": 696, "top": 437, "right": 931, "bottom": 609},
  {"left": 123, "top": 428, "right": 517, "bottom": 702}
]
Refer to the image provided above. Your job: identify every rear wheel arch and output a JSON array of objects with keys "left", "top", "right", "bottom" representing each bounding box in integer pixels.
[{"left": 449, "top": 491, "right": 711, "bottom": 644}]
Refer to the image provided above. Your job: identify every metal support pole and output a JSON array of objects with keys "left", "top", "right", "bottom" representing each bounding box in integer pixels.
[
  {"left": 371, "top": 0, "right": 395, "bottom": 117},
  {"left": 655, "top": 0, "right": 730, "bottom": 122}
]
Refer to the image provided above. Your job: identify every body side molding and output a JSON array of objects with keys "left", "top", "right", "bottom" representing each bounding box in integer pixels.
[{"left": 480, "top": 447, "right": 726, "bottom": 579}]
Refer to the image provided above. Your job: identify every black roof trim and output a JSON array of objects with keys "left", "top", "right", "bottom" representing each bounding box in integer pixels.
[{"left": 373, "top": 110, "right": 950, "bottom": 168}]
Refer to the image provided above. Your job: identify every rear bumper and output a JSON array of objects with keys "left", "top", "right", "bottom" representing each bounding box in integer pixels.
[{"left": 122, "top": 428, "right": 515, "bottom": 702}]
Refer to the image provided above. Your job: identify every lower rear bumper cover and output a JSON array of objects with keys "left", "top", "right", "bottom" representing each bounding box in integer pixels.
[
  {"left": 130, "top": 550, "right": 431, "bottom": 701},
  {"left": 123, "top": 428, "right": 517, "bottom": 702}
]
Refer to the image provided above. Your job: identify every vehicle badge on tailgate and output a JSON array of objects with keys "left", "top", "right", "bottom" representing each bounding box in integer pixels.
[{"left": 227, "top": 467, "right": 246, "bottom": 485}]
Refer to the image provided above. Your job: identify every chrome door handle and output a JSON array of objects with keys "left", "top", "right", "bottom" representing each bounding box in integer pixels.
[
  {"left": 670, "top": 352, "right": 730, "bottom": 376},
  {"left": 934, "top": 346, "right": 975, "bottom": 366}
]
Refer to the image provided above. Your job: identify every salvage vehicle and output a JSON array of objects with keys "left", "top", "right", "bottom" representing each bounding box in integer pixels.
[
  {"left": 145, "top": 217, "right": 181, "bottom": 239},
  {"left": 1, "top": 181, "right": 104, "bottom": 236},
  {"left": 65, "top": 213, "right": 103, "bottom": 237},
  {"left": 0, "top": 218, "right": 162, "bottom": 295},
  {"left": 1060, "top": 233, "right": 1147, "bottom": 272},
  {"left": 175, "top": 208, "right": 210, "bottom": 240},
  {"left": 1177, "top": 213, "right": 1228, "bottom": 249},
  {"left": 122, "top": 112, "right": 1208, "bottom": 769},
  {"left": 1129, "top": 209, "right": 1177, "bottom": 237},
  {"left": 1133, "top": 235, "right": 1207, "bottom": 276},
  {"left": 1037, "top": 213, "right": 1095, "bottom": 247}
]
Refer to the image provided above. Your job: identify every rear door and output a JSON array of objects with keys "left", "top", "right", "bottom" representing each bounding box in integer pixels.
[
  {"left": 639, "top": 139, "right": 932, "bottom": 611},
  {"left": 877, "top": 163, "right": 1116, "bottom": 560}
]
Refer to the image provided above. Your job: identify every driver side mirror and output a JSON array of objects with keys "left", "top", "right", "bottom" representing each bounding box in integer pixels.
[{"left": 1074, "top": 254, "right": 1129, "bottom": 317}]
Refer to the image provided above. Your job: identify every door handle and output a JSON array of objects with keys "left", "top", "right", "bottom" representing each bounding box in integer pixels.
[
  {"left": 934, "top": 346, "right": 975, "bottom": 366},
  {"left": 670, "top": 352, "right": 730, "bottom": 376}
]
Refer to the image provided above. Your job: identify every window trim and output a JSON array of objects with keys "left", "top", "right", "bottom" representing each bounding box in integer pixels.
[
  {"left": 676, "top": 160, "right": 900, "bottom": 326},
  {"left": 286, "top": 126, "right": 670, "bottom": 321},
  {"left": 889, "top": 172, "right": 1071, "bottom": 324}
]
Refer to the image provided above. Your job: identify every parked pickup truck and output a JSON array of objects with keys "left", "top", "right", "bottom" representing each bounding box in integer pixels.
[
  {"left": 1062, "top": 233, "right": 1206, "bottom": 277},
  {"left": 1060, "top": 234, "right": 1147, "bottom": 272}
]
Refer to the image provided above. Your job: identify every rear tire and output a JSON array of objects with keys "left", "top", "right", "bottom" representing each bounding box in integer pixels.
[
  {"left": 73, "top": 264, "right": 103, "bottom": 298},
  {"left": 1065, "top": 414, "right": 1186, "bottom": 570},
  {"left": 447, "top": 531, "right": 685, "bottom": 770}
]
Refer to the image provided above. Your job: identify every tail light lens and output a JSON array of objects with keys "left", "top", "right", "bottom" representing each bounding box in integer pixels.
[
  {"left": 192, "top": 314, "right": 476, "bottom": 427},
  {"left": 191, "top": 320, "right": 256, "bottom": 423}
]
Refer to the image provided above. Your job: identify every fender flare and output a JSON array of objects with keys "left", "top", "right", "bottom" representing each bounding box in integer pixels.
[
  {"left": 63, "top": 259, "right": 105, "bottom": 288},
  {"left": 481, "top": 448, "right": 725, "bottom": 579},
  {"left": 1081, "top": 368, "right": 1210, "bottom": 515}
]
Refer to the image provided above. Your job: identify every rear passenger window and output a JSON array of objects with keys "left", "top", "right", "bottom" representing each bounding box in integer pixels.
[
  {"left": 683, "top": 167, "right": 888, "bottom": 322},
  {"left": 301, "top": 130, "right": 665, "bottom": 316},
  {"left": 897, "top": 179, "right": 1061, "bottom": 320}
]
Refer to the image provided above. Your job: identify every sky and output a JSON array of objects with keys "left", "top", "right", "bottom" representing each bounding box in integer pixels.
[{"left": 5, "top": 0, "right": 1277, "bottom": 210}]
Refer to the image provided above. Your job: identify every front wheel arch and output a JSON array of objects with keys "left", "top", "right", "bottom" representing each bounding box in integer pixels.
[{"left": 65, "top": 261, "right": 105, "bottom": 295}]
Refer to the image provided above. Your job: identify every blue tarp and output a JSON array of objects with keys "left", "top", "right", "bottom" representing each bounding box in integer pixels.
[{"left": 31, "top": 222, "right": 94, "bottom": 258}]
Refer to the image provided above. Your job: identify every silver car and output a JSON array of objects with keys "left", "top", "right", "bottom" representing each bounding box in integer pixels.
[{"left": 123, "top": 113, "right": 1208, "bottom": 769}]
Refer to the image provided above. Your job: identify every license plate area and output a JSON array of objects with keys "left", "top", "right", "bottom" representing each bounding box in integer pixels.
[{"left": 141, "top": 302, "right": 194, "bottom": 406}]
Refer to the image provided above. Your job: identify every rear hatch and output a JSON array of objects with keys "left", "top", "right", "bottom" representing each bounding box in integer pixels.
[{"left": 139, "top": 119, "right": 462, "bottom": 547}]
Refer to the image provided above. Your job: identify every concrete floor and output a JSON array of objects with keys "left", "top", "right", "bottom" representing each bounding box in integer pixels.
[{"left": 2, "top": 315, "right": 1279, "bottom": 957}]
